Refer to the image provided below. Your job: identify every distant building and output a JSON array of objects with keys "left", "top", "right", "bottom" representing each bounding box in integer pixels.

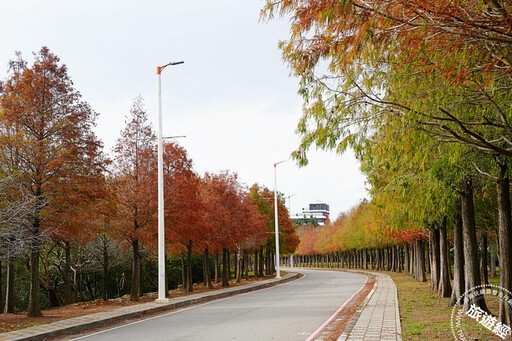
[{"left": 291, "top": 202, "right": 330, "bottom": 226}]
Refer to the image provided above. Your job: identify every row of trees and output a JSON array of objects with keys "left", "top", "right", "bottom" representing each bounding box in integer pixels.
[
  {"left": 264, "top": 0, "right": 512, "bottom": 324},
  {"left": 0, "top": 47, "right": 299, "bottom": 317}
]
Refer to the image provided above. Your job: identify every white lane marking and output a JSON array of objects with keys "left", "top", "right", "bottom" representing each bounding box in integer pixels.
[{"left": 305, "top": 274, "right": 369, "bottom": 341}]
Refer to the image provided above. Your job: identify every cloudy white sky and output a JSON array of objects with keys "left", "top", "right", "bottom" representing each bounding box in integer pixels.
[{"left": 0, "top": 0, "right": 367, "bottom": 219}]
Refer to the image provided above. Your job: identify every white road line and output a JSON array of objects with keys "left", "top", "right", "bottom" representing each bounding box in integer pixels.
[{"left": 305, "top": 274, "right": 369, "bottom": 341}]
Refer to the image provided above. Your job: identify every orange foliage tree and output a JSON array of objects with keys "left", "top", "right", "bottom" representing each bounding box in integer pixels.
[
  {"left": 111, "top": 96, "right": 156, "bottom": 302},
  {"left": 201, "top": 171, "right": 243, "bottom": 287},
  {"left": 163, "top": 142, "right": 208, "bottom": 292},
  {"left": 0, "top": 47, "right": 105, "bottom": 316},
  {"left": 201, "top": 173, "right": 269, "bottom": 286},
  {"left": 296, "top": 225, "right": 318, "bottom": 256}
]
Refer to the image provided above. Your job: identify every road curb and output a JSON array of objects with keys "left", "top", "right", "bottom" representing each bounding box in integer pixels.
[{"left": 0, "top": 273, "right": 299, "bottom": 341}]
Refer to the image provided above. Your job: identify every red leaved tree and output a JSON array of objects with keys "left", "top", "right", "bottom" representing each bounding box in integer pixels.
[
  {"left": 201, "top": 171, "right": 245, "bottom": 287},
  {"left": 0, "top": 47, "right": 105, "bottom": 316},
  {"left": 297, "top": 225, "right": 319, "bottom": 256},
  {"left": 163, "top": 142, "right": 207, "bottom": 292},
  {"left": 111, "top": 96, "right": 156, "bottom": 302},
  {"left": 232, "top": 193, "right": 268, "bottom": 283}
]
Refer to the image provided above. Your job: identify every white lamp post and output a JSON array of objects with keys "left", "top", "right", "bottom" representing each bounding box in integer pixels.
[
  {"left": 287, "top": 193, "right": 297, "bottom": 213},
  {"left": 156, "top": 60, "right": 183, "bottom": 303},
  {"left": 273, "top": 160, "right": 286, "bottom": 279}
]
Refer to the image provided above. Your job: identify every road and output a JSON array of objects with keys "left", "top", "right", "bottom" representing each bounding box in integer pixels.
[{"left": 72, "top": 269, "right": 366, "bottom": 341}]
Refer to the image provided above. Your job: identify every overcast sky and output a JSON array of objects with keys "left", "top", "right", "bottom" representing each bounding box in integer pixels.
[{"left": 0, "top": 0, "right": 367, "bottom": 219}]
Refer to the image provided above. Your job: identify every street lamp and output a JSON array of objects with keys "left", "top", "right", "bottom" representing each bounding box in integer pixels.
[
  {"left": 274, "top": 160, "right": 287, "bottom": 279},
  {"left": 156, "top": 60, "right": 183, "bottom": 303},
  {"left": 287, "top": 193, "right": 297, "bottom": 213}
]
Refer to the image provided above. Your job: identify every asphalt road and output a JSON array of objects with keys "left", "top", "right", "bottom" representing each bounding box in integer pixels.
[{"left": 71, "top": 269, "right": 366, "bottom": 341}]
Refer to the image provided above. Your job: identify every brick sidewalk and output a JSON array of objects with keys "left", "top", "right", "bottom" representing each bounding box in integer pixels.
[
  {"left": 0, "top": 273, "right": 298, "bottom": 341},
  {"left": 338, "top": 271, "right": 402, "bottom": 341}
]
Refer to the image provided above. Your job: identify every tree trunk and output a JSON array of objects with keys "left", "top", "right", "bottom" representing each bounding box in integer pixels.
[
  {"left": 244, "top": 251, "right": 249, "bottom": 280},
  {"left": 461, "top": 177, "right": 487, "bottom": 311},
  {"left": 204, "top": 248, "right": 213, "bottom": 289},
  {"left": 75, "top": 258, "right": 82, "bottom": 302},
  {"left": 253, "top": 250, "right": 258, "bottom": 278},
  {"left": 233, "top": 249, "right": 238, "bottom": 281},
  {"left": 139, "top": 257, "right": 143, "bottom": 297},
  {"left": 236, "top": 249, "right": 242, "bottom": 283},
  {"left": 222, "top": 248, "right": 229, "bottom": 287},
  {"left": 4, "top": 256, "right": 14, "bottom": 313},
  {"left": 397, "top": 246, "right": 400, "bottom": 272},
  {"left": 387, "top": 247, "right": 391, "bottom": 271},
  {"left": 46, "top": 286, "right": 61, "bottom": 307},
  {"left": 409, "top": 243, "right": 415, "bottom": 276},
  {"left": 375, "top": 249, "right": 380, "bottom": 271},
  {"left": 490, "top": 242, "right": 497, "bottom": 278},
  {"left": 259, "top": 247, "right": 264, "bottom": 277},
  {"left": 203, "top": 250, "right": 207, "bottom": 287},
  {"left": 392, "top": 244, "right": 400, "bottom": 272},
  {"left": 0, "top": 259, "right": 2, "bottom": 312},
  {"left": 265, "top": 247, "right": 269, "bottom": 274},
  {"left": 438, "top": 216, "right": 452, "bottom": 297},
  {"left": 480, "top": 233, "right": 489, "bottom": 285},
  {"left": 214, "top": 254, "right": 220, "bottom": 284},
  {"left": 102, "top": 241, "right": 109, "bottom": 301},
  {"left": 429, "top": 227, "right": 440, "bottom": 291},
  {"left": 270, "top": 250, "right": 275, "bottom": 273},
  {"left": 27, "top": 210, "right": 42, "bottom": 317},
  {"left": 186, "top": 241, "right": 193, "bottom": 293},
  {"left": 404, "top": 244, "right": 410, "bottom": 274},
  {"left": 380, "top": 249, "right": 383, "bottom": 270},
  {"left": 394, "top": 246, "right": 399, "bottom": 272},
  {"left": 265, "top": 246, "right": 271, "bottom": 275},
  {"left": 130, "top": 239, "right": 141, "bottom": 301},
  {"left": 181, "top": 256, "right": 187, "bottom": 290},
  {"left": 415, "top": 239, "right": 427, "bottom": 282},
  {"left": 227, "top": 250, "right": 232, "bottom": 280},
  {"left": 450, "top": 201, "right": 465, "bottom": 306},
  {"left": 497, "top": 158, "right": 512, "bottom": 324},
  {"left": 412, "top": 243, "right": 417, "bottom": 279},
  {"left": 64, "top": 241, "right": 73, "bottom": 305}
]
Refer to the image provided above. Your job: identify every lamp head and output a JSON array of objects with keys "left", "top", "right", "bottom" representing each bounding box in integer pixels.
[{"left": 157, "top": 61, "right": 184, "bottom": 74}]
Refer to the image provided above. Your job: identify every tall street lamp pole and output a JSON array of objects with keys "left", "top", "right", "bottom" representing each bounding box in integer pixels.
[
  {"left": 287, "top": 193, "right": 297, "bottom": 213},
  {"left": 274, "top": 160, "right": 286, "bottom": 279},
  {"left": 156, "top": 60, "right": 183, "bottom": 303}
]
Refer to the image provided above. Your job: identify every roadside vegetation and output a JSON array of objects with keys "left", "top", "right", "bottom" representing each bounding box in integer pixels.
[
  {"left": 0, "top": 272, "right": 281, "bottom": 333},
  {"left": 0, "top": 48, "right": 299, "bottom": 317},
  {"left": 264, "top": 0, "right": 512, "bottom": 338}
]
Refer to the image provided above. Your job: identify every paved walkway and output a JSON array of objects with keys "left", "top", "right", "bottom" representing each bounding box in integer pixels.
[
  {"left": 0, "top": 273, "right": 298, "bottom": 341},
  {"left": 338, "top": 271, "right": 402, "bottom": 341}
]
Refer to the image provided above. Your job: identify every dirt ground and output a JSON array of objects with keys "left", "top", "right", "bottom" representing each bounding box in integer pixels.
[{"left": 0, "top": 276, "right": 275, "bottom": 334}]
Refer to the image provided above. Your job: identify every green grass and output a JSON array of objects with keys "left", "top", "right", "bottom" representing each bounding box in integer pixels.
[{"left": 386, "top": 271, "right": 503, "bottom": 340}]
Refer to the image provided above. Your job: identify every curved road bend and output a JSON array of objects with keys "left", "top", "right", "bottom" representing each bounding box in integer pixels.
[{"left": 72, "top": 269, "right": 366, "bottom": 341}]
